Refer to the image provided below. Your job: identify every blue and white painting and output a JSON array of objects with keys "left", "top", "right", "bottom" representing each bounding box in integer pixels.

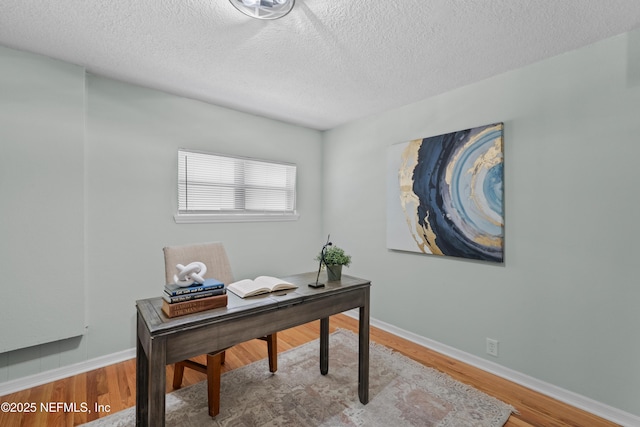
[{"left": 387, "top": 123, "right": 504, "bottom": 263}]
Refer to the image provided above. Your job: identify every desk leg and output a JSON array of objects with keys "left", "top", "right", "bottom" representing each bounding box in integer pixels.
[
  {"left": 148, "top": 338, "right": 167, "bottom": 427},
  {"left": 320, "top": 317, "right": 329, "bottom": 375},
  {"left": 358, "top": 288, "right": 370, "bottom": 404},
  {"left": 135, "top": 320, "right": 148, "bottom": 426},
  {"left": 136, "top": 313, "right": 167, "bottom": 427}
]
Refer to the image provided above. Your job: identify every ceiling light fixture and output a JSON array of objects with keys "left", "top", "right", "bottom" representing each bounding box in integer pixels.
[{"left": 229, "top": 0, "right": 295, "bottom": 20}]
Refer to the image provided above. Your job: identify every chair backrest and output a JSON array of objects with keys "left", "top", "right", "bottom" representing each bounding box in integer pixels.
[{"left": 163, "top": 242, "right": 235, "bottom": 286}]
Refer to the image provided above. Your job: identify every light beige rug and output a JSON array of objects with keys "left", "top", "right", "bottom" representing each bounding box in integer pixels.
[{"left": 83, "top": 329, "right": 514, "bottom": 426}]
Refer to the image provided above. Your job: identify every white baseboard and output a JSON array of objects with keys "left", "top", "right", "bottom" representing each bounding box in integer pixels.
[
  {"left": 344, "top": 309, "right": 640, "bottom": 427},
  {"left": 0, "top": 348, "right": 135, "bottom": 397},
  {"left": 3, "top": 313, "right": 639, "bottom": 426}
]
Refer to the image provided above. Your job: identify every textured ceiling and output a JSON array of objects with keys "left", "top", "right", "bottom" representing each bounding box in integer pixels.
[{"left": 1, "top": 1, "right": 640, "bottom": 130}]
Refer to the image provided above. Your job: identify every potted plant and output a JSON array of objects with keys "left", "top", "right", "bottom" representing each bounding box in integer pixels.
[{"left": 316, "top": 245, "right": 351, "bottom": 281}]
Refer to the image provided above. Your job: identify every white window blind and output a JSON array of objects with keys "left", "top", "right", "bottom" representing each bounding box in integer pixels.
[{"left": 176, "top": 149, "right": 298, "bottom": 222}]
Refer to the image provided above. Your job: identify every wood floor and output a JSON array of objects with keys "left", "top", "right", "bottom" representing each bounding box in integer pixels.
[{"left": 0, "top": 314, "right": 618, "bottom": 427}]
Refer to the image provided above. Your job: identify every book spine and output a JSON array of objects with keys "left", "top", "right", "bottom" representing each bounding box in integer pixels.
[
  {"left": 162, "top": 294, "right": 228, "bottom": 318},
  {"left": 163, "top": 288, "right": 226, "bottom": 303},
  {"left": 165, "top": 283, "right": 225, "bottom": 296}
]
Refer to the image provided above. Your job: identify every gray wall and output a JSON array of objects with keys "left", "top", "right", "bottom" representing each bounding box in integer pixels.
[
  {"left": 0, "top": 47, "right": 85, "bottom": 353},
  {"left": 0, "top": 48, "right": 323, "bottom": 379},
  {"left": 84, "top": 75, "right": 323, "bottom": 359},
  {"left": 323, "top": 30, "right": 640, "bottom": 415}
]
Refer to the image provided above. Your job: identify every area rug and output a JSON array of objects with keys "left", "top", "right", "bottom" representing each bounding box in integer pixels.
[{"left": 83, "top": 329, "right": 514, "bottom": 426}]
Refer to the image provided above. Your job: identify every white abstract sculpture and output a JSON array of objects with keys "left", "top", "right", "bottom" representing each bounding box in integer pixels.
[{"left": 173, "top": 261, "right": 207, "bottom": 287}]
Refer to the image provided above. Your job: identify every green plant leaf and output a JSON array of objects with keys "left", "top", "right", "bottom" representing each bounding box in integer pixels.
[{"left": 315, "top": 245, "right": 351, "bottom": 267}]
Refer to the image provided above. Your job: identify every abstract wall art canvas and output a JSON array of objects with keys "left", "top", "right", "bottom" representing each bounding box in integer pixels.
[{"left": 387, "top": 123, "right": 504, "bottom": 263}]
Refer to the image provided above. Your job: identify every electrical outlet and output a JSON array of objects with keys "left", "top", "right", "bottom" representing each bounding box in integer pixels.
[{"left": 486, "top": 338, "right": 499, "bottom": 357}]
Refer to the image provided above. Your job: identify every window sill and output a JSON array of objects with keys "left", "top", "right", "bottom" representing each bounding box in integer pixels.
[{"left": 174, "top": 212, "right": 300, "bottom": 224}]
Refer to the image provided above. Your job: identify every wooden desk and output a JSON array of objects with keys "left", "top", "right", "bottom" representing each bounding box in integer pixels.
[{"left": 135, "top": 272, "right": 371, "bottom": 426}]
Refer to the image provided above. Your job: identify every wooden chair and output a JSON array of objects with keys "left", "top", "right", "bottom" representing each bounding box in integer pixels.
[{"left": 163, "top": 242, "right": 278, "bottom": 417}]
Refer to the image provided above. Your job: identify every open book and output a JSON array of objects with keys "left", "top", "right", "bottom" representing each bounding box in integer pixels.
[{"left": 227, "top": 276, "right": 297, "bottom": 298}]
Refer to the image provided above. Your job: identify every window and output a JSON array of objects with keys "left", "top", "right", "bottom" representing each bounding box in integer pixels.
[{"left": 175, "top": 149, "right": 298, "bottom": 223}]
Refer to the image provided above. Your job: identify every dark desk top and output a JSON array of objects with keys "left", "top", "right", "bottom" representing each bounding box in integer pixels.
[{"left": 136, "top": 272, "right": 371, "bottom": 336}]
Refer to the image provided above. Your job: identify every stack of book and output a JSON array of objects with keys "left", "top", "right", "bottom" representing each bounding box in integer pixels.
[{"left": 161, "top": 278, "right": 227, "bottom": 318}]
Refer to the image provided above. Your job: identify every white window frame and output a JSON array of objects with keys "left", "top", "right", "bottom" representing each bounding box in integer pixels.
[{"left": 174, "top": 149, "right": 299, "bottom": 223}]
